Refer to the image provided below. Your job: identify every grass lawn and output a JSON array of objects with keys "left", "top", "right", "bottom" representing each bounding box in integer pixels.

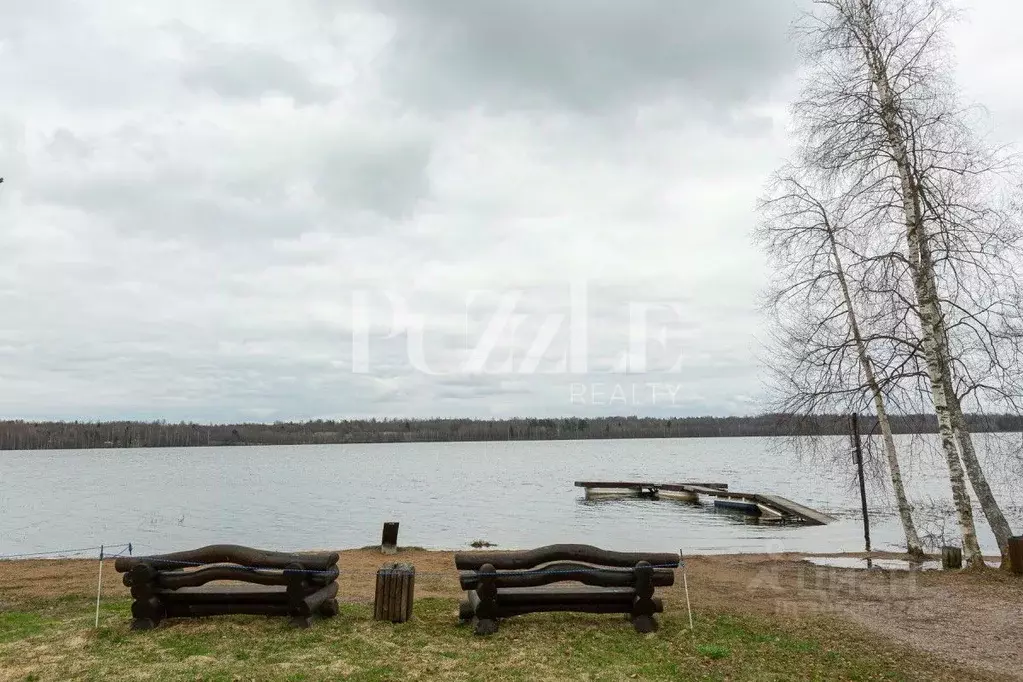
[{"left": 0, "top": 595, "right": 983, "bottom": 681}]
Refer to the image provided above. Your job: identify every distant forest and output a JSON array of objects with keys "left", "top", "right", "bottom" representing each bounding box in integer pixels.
[{"left": 1, "top": 413, "right": 1022, "bottom": 450}]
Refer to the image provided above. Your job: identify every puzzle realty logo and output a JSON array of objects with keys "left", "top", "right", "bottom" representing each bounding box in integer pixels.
[
  {"left": 350, "top": 281, "right": 688, "bottom": 378},
  {"left": 569, "top": 382, "right": 685, "bottom": 406}
]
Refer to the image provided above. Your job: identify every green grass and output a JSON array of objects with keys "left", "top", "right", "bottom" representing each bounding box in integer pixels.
[
  {"left": 0, "top": 597, "right": 979, "bottom": 681},
  {"left": 695, "top": 643, "right": 730, "bottom": 660},
  {"left": 0, "top": 612, "right": 50, "bottom": 643}
]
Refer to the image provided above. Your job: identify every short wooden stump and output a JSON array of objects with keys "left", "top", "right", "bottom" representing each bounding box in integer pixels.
[
  {"left": 1008, "top": 536, "right": 1023, "bottom": 575},
  {"left": 941, "top": 545, "right": 963, "bottom": 570},
  {"left": 374, "top": 563, "right": 415, "bottom": 623},
  {"left": 381, "top": 522, "right": 399, "bottom": 555}
]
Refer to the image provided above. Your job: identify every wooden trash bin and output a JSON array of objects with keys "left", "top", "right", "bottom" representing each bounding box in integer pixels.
[{"left": 374, "top": 563, "right": 415, "bottom": 623}]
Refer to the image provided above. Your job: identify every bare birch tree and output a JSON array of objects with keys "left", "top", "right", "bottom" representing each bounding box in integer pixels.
[
  {"left": 790, "top": 0, "right": 1021, "bottom": 567},
  {"left": 758, "top": 172, "right": 925, "bottom": 556}
]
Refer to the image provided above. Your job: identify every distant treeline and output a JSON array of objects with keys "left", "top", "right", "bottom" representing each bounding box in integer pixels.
[{"left": 1, "top": 413, "right": 1022, "bottom": 450}]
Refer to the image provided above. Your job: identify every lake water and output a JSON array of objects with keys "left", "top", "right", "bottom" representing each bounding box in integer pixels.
[{"left": 2, "top": 436, "right": 1020, "bottom": 558}]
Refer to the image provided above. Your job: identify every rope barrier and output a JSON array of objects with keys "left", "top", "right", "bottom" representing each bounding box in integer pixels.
[
  {"left": 106, "top": 554, "right": 683, "bottom": 578},
  {"left": 458, "top": 561, "right": 684, "bottom": 575},
  {"left": 1, "top": 543, "right": 684, "bottom": 580},
  {"left": 0, "top": 543, "right": 134, "bottom": 560},
  {"left": 105, "top": 545, "right": 133, "bottom": 559}
]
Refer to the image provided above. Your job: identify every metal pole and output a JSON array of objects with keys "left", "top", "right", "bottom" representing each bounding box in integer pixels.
[{"left": 850, "top": 414, "right": 871, "bottom": 553}]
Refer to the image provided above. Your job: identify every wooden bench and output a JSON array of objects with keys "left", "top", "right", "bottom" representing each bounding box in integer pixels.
[
  {"left": 454, "top": 544, "right": 679, "bottom": 635},
  {"left": 114, "top": 544, "right": 340, "bottom": 629}
]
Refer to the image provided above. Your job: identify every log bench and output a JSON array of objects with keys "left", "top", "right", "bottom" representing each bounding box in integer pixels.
[
  {"left": 114, "top": 544, "right": 340, "bottom": 629},
  {"left": 454, "top": 544, "right": 679, "bottom": 635}
]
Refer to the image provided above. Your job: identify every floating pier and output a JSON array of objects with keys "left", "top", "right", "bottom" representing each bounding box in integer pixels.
[{"left": 574, "top": 481, "right": 835, "bottom": 526}]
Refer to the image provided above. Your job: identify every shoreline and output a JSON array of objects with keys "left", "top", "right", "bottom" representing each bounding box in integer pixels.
[
  {"left": 0, "top": 547, "right": 1006, "bottom": 566},
  {"left": 4, "top": 422, "right": 1022, "bottom": 452},
  {"left": 2, "top": 548, "right": 1021, "bottom": 680},
  {"left": 0, "top": 547, "right": 1004, "bottom": 562}
]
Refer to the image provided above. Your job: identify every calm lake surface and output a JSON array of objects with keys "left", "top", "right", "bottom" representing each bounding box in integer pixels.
[{"left": 2, "top": 436, "right": 1021, "bottom": 558}]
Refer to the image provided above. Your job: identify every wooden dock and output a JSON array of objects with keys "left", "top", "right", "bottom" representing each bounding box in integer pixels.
[
  {"left": 753, "top": 493, "right": 835, "bottom": 526},
  {"left": 574, "top": 481, "right": 835, "bottom": 526}
]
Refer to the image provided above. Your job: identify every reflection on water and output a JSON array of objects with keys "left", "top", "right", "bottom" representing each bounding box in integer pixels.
[{"left": 1, "top": 435, "right": 1019, "bottom": 557}]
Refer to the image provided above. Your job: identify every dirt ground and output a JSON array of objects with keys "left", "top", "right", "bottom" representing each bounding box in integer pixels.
[{"left": 2, "top": 549, "right": 1021, "bottom": 679}]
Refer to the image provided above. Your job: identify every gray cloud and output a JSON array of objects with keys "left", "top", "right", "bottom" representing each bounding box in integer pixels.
[
  {"left": 1, "top": 0, "right": 1018, "bottom": 422},
  {"left": 377, "top": 0, "right": 803, "bottom": 112},
  {"left": 23, "top": 114, "right": 435, "bottom": 241},
  {"left": 312, "top": 127, "right": 433, "bottom": 220},
  {"left": 180, "top": 43, "right": 329, "bottom": 104}
]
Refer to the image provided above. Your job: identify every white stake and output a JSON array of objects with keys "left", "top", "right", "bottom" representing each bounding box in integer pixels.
[
  {"left": 683, "top": 564, "right": 694, "bottom": 632},
  {"left": 94, "top": 545, "right": 104, "bottom": 628}
]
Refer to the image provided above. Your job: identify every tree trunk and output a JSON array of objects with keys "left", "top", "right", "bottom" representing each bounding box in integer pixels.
[
  {"left": 948, "top": 392, "right": 1015, "bottom": 568},
  {"left": 908, "top": 219, "right": 983, "bottom": 567},
  {"left": 913, "top": 199, "right": 1014, "bottom": 564},
  {"left": 911, "top": 187, "right": 1011, "bottom": 566},
  {"left": 860, "top": 14, "right": 985, "bottom": 567},
  {"left": 828, "top": 225, "right": 924, "bottom": 556}
]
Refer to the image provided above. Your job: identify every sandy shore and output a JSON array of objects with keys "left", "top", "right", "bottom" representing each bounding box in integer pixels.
[{"left": 2, "top": 549, "right": 1021, "bottom": 679}]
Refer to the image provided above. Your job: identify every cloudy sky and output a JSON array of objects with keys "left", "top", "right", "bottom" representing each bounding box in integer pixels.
[{"left": 1, "top": 0, "right": 1020, "bottom": 422}]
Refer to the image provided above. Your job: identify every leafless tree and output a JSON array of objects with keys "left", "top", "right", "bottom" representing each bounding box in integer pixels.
[
  {"left": 789, "top": 0, "right": 1021, "bottom": 567},
  {"left": 757, "top": 171, "right": 924, "bottom": 556}
]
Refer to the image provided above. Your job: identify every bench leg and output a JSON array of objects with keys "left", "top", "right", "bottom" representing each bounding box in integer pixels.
[
  {"left": 631, "top": 614, "right": 658, "bottom": 634},
  {"left": 473, "top": 618, "right": 499, "bottom": 636},
  {"left": 318, "top": 598, "right": 339, "bottom": 618},
  {"left": 129, "top": 593, "right": 164, "bottom": 631},
  {"left": 631, "top": 562, "right": 659, "bottom": 634},
  {"left": 290, "top": 615, "right": 314, "bottom": 629},
  {"left": 458, "top": 599, "right": 474, "bottom": 623},
  {"left": 130, "top": 617, "right": 159, "bottom": 631}
]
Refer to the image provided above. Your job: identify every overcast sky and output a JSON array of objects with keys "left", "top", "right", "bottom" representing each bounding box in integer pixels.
[{"left": 1, "top": 1, "right": 1021, "bottom": 422}]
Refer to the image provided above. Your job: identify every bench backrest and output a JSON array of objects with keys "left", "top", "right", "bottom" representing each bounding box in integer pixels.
[
  {"left": 454, "top": 544, "right": 679, "bottom": 591},
  {"left": 114, "top": 544, "right": 340, "bottom": 588}
]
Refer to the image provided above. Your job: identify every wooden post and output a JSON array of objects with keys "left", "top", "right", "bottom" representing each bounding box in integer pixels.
[
  {"left": 381, "top": 522, "right": 399, "bottom": 555},
  {"left": 1007, "top": 536, "right": 1023, "bottom": 575},
  {"left": 850, "top": 414, "right": 871, "bottom": 552},
  {"left": 126, "top": 563, "right": 163, "bottom": 630},
  {"left": 285, "top": 562, "right": 314, "bottom": 629},
  {"left": 630, "top": 560, "right": 658, "bottom": 633},
  {"left": 373, "top": 563, "right": 415, "bottom": 623},
  {"left": 941, "top": 545, "right": 963, "bottom": 570},
  {"left": 472, "top": 563, "right": 499, "bottom": 635}
]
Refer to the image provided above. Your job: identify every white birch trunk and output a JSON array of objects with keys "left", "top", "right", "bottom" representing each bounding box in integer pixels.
[
  {"left": 920, "top": 276, "right": 1014, "bottom": 564},
  {"left": 904, "top": 213, "right": 984, "bottom": 567},
  {"left": 827, "top": 224, "right": 924, "bottom": 556},
  {"left": 947, "top": 385, "right": 1015, "bottom": 567},
  {"left": 858, "top": 5, "right": 985, "bottom": 566}
]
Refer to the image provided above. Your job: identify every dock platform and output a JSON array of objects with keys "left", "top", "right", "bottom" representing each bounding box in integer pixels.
[{"left": 574, "top": 481, "right": 835, "bottom": 525}]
